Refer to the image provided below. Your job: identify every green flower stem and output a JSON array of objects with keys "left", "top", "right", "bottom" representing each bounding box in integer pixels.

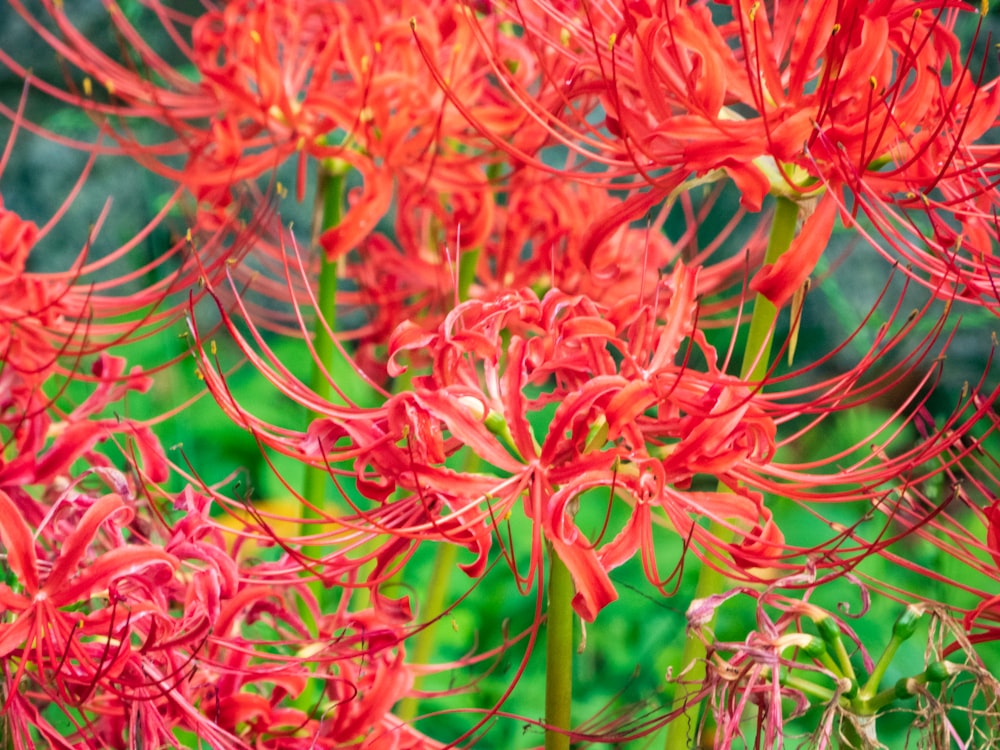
[
  {"left": 458, "top": 245, "right": 480, "bottom": 298},
  {"left": 664, "top": 196, "right": 801, "bottom": 750},
  {"left": 815, "top": 616, "right": 858, "bottom": 689},
  {"left": 302, "top": 161, "right": 351, "bottom": 559},
  {"left": 740, "top": 196, "right": 801, "bottom": 382},
  {"left": 395, "top": 542, "right": 459, "bottom": 723},
  {"left": 290, "top": 161, "right": 350, "bottom": 713},
  {"left": 858, "top": 606, "right": 921, "bottom": 702},
  {"left": 780, "top": 672, "right": 837, "bottom": 704},
  {"left": 395, "top": 447, "right": 480, "bottom": 723},
  {"left": 394, "top": 185, "right": 485, "bottom": 723},
  {"left": 546, "top": 546, "right": 574, "bottom": 750}
]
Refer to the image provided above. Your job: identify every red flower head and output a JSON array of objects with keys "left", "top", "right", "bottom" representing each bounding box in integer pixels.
[
  {"left": 0, "top": 489, "right": 177, "bottom": 714},
  {"left": 340, "top": 165, "right": 770, "bottom": 373},
  {"left": 303, "top": 264, "right": 786, "bottom": 621},
  {"left": 460, "top": 0, "right": 1000, "bottom": 310},
  {"left": 4, "top": 0, "right": 535, "bottom": 261}
]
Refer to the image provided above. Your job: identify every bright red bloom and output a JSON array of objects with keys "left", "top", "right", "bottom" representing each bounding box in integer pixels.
[
  {"left": 0, "top": 93, "right": 253, "bottom": 372},
  {"left": 296, "top": 264, "right": 785, "bottom": 620},
  {"left": 462, "top": 0, "right": 1000, "bottom": 309},
  {"left": 0, "top": 489, "right": 177, "bottom": 711},
  {"left": 193, "top": 233, "right": 994, "bottom": 621}
]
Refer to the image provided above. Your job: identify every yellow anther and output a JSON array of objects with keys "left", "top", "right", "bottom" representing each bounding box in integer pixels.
[
  {"left": 560, "top": 27, "right": 571, "bottom": 47},
  {"left": 250, "top": 29, "right": 261, "bottom": 44},
  {"left": 210, "top": 340, "right": 217, "bottom": 356},
  {"left": 748, "top": 1, "right": 760, "bottom": 21},
  {"left": 83, "top": 77, "right": 93, "bottom": 97},
  {"left": 608, "top": 32, "right": 617, "bottom": 52}
]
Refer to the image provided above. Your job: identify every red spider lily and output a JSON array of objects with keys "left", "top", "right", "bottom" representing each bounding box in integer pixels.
[
  {"left": 193, "top": 232, "right": 999, "bottom": 622},
  {"left": 843, "top": 399, "right": 1000, "bottom": 646},
  {"left": 0, "top": 458, "right": 437, "bottom": 749},
  {"left": 194, "top": 263, "right": 785, "bottom": 620},
  {"left": 341, "top": 166, "right": 771, "bottom": 370},
  {"left": 1, "top": 353, "right": 168, "bottom": 495},
  {"left": 0, "top": 489, "right": 177, "bottom": 713},
  {"left": 2, "top": 0, "right": 534, "bottom": 260},
  {"left": 455, "top": 0, "right": 1000, "bottom": 310},
  {"left": 0, "top": 90, "right": 263, "bottom": 375},
  {"left": 159, "top": 488, "right": 439, "bottom": 749}
]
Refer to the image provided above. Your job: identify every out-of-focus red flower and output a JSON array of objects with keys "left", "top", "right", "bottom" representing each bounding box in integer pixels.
[
  {"left": 0, "top": 200, "right": 63, "bottom": 381},
  {"left": 1, "top": 353, "right": 168, "bottom": 492},
  {"left": 986, "top": 500, "right": 1000, "bottom": 570},
  {"left": 3, "top": 0, "right": 535, "bottom": 262},
  {"left": 343, "top": 167, "right": 770, "bottom": 366},
  {"left": 0, "top": 86, "right": 255, "bottom": 367}
]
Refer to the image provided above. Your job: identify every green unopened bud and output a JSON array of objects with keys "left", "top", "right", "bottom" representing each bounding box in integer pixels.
[
  {"left": 841, "top": 677, "right": 859, "bottom": 700},
  {"left": 815, "top": 616, "right": 844, "bottom": 652},
  {"left": 800, "top": 635, "right": 827, "bottom": 659},
  {"left": 894, "top": 661, "right": 957, "bottom": 699},
  {"left": 892, "top": 605, "right": 923, "bottom": 641},
  {"left": 923, "top": 660, "right": 957, "bottom": 684},
  {"left": 483, "top": 409, "right": 508, "bottom": 436},
  {"left": 895, "top": 676, "right": 916, "bottom": 700}
]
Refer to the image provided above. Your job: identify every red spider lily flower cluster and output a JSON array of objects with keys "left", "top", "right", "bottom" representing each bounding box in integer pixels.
[
  {"left": 1, "top": 0, "right": 536, "bottom": 259},
  {"left": 1, "top": 0, "right": 999, "bottom": 747},
  {"left": 340, "top": 168, "right": 772, "bottom": 367},
  {"left": 453, "top": 0, "right": 1000, "bottom": 311},
  {"left": 194, "top": 227, "right": 996, "bottom": 630},
  {"left": 0, "top": 478, "right": 437, "bottom": 748},
  {"left": 293, "top": 264, "right": 782, "bottom": 621},
  {"left": 0, "top": 94, "right": 438, "bottom": 750}
]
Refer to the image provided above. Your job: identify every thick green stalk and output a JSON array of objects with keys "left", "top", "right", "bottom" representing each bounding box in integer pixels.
[
  {"left": 546, "top": 547, "right": 574, "bottom": 750},
  {"left": 857, "top": 606, "right": 920, "bottom": 702},
  {"left": 394, "top": 235, "right": 484, "bottom": 721},
  {"left": 395, "top": 542, "right": 458, "bottom": 723},
  {"left": 664, "top": 197, "right": 801, "bottom": 750},
  {"left": 739, "top": 197, "right": 800, "bottom": 381},
  {"left": 302, "top": 163, "right": 346, "bottom": 538}
]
